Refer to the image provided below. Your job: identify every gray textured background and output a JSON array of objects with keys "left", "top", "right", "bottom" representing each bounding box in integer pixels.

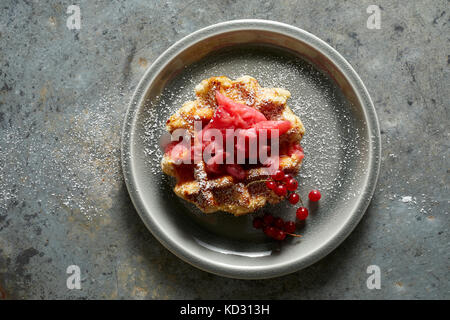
[{"left": 0, "top": 0, "right": 448, "bottom": 299}]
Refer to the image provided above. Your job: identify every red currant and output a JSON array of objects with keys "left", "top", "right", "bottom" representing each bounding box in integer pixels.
[
  {"left": 266, "top": 180, "right": 276, "bottom": 190},
  {"left": 253, "top": 217, "right": 264, "bottom": 229},
  {"left": 283, "top": 173, "right": 291, "bottom": 181},
  {"left": 309, "top": 189, "right": 321, "bottom": 202},
  {"left": 284, "top": 221, "right": 296, "bottom": 233},
  {"left": 296, "top": 207, "right": 309, "bottom": 220},
  {"left": 286, "top": 178, "right": 298, "bottom": 191},
  {"left": 273, "top": 229, "right": 286, "bottom": 241},
  {"left": 264, "top": 226, "right": 276, "bottom": 237},
  {"left": 274, "top": 217, "right": 284, "bottom": 229},
  {"left": 272, "top": 169, "right": 285, "bottom": 181},
  {"left": 288, "top": 193, "right": 299, "bottom": 204},
  {"left": 263, "top": 213, "right": 274, "bottom": 226},
  {"left": 275, "top": 184, "right": 287, "bottom": 196}
]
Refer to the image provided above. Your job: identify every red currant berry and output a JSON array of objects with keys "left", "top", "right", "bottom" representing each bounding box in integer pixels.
[
  {"left": 263, "top": 213, "right": 274, "bottom": 226},
  {"left": 296, "top": 207, "right": 309, "bottom": 220},
  {"left": 288, "top": 193, "right": 299, "bottom": 204},
  {"left": 273, "top": 229, "right": 286, "bottom": 241},
  {"left": 266, "top": 180, "right": 276, "bottom": 190},
  {"left": 264, "top": 226, "right": 276, "bottom": 237},
  {"left": 286, "top": 178, "right": 298, "bottom": 191},
  {"left": 283, "top": 173, "right": 291, "bottom": 181},
  {"left": 284, "top": 221, "right": 296, "bottom": 233},
  {"left": 272, "top": 170, "right": 285, "bottom": 181},
  {"left": 253, "top": 217, "right": 264, "bottom": 229},
  {"left": 275, "top": 184, "right": 287, "bottom": 196},
  {"left": 274, "top": 217, "right": 284, "bottom": 229},
  {"left": 308, "top": 189, "right": 321, "bottom": 202}
]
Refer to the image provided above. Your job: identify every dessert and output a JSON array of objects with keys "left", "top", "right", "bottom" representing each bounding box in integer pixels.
[{"left": 161, "top": 76, "right": 305, "bottom": 215}]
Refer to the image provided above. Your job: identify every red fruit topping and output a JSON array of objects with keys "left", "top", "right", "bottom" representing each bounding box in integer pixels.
[
  {"left": 201, "top": 92, "right": 294, "bottom": 172},
  {"left": 164, "top": 140, "right": 178, "bottom": 154},
  {"left": 214, "top": 91, "right": 266, "bottom": 129},
  {"left": 273, "top": 170, "right": 285, "bottom": 181},
  {"left": 205, "top": 161, "right": 222, "bottom": 174},
  {"left": 308, "top": 189, "right": 321, "bottom": 202},
  {"left": 207, "top": 106, "right": 233, "bottom": 129},
  {"left": 283, "top": 173, "right": 291, "bottom": 181},
  {"left": 286, "top": 178, "right": 298, "bottom": 191},
  {"left": 274, "top": 217, "right": 284, "bottom": 229},
  {"left": 205, "top": 152, "right": 226, "bottom": 174},
  {"left": 265, "top": 180, "right": 276, "bottom": 190},
  {"left": 284, "top": 221, "right": 296, "bottom": 233},
  {"left": 253, "top": 217, "right": 264, "bottom": 229},
  {"left": 225, "top": 164, "right": 246, "bottom": 180},
  {"left": 296, "top": 207, "right": 309, "bottom": 220},
  {"left": 168, "top": 92, "right": 297, "bottom": 185},
  {"left": 288, "top": 143, "right": 305, "bottom": 160},
  {"left": 275, "top": 184, "right": 287, "bottom": 197},
  {"left": 263, "top": 213, "right": 274, "bottom": 226},
  {"left": 253, "top": 120, "right": 292, "bottom": 137},
  {"left": 273, "top": 229, "right": 286, "bottom": 241},
  {"left": 288, "top": 193, "right": 300, "bottom": 205},
  {"left": 165, "top": 141, "right": 190, "bottom": 162}
]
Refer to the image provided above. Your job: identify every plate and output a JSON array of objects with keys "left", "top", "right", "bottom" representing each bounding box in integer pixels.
[{"left": 121, "top": 20, "right": 381, "bottom": 279}]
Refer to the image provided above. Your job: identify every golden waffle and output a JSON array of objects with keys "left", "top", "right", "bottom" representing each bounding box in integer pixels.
[{"left": 161, "top": 76, "right": 305, "bottom": 215}]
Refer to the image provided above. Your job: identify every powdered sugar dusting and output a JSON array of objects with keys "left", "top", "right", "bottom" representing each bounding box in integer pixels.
[
  {"left": 0, "top": 85, "right": 125, "bottom": 220},
  {"left": 401, "top": 196, "right": 413, "bottom": 203}
]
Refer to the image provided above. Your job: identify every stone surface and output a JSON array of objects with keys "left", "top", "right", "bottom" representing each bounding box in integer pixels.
[{"left": 0, "top": 0, "right": 448, "bottom": 299}]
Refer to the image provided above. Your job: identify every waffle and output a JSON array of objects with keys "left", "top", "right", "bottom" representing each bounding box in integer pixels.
[{"left": 161, "top": 76, "right": 305, "bottom": 215}]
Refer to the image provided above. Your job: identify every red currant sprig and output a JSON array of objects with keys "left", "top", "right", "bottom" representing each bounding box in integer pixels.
[
  {"left": 266, "top": 170, "right": 299, "bottom": 199},
  {"left": 262, "top": 169, "right": 322, "bottom": 237},
  {"left": 253, "top": 213, "right": 302, "bottom": 240}
]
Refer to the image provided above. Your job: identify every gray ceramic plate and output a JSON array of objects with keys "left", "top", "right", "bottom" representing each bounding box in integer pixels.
[{"left": 121, "top": 20, "right": 381, "bottom": 279}]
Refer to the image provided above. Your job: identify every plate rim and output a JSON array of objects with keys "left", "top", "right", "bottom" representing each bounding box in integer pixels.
[{"left": 121, "top": 19, "right": 381, "bottom": 279}]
